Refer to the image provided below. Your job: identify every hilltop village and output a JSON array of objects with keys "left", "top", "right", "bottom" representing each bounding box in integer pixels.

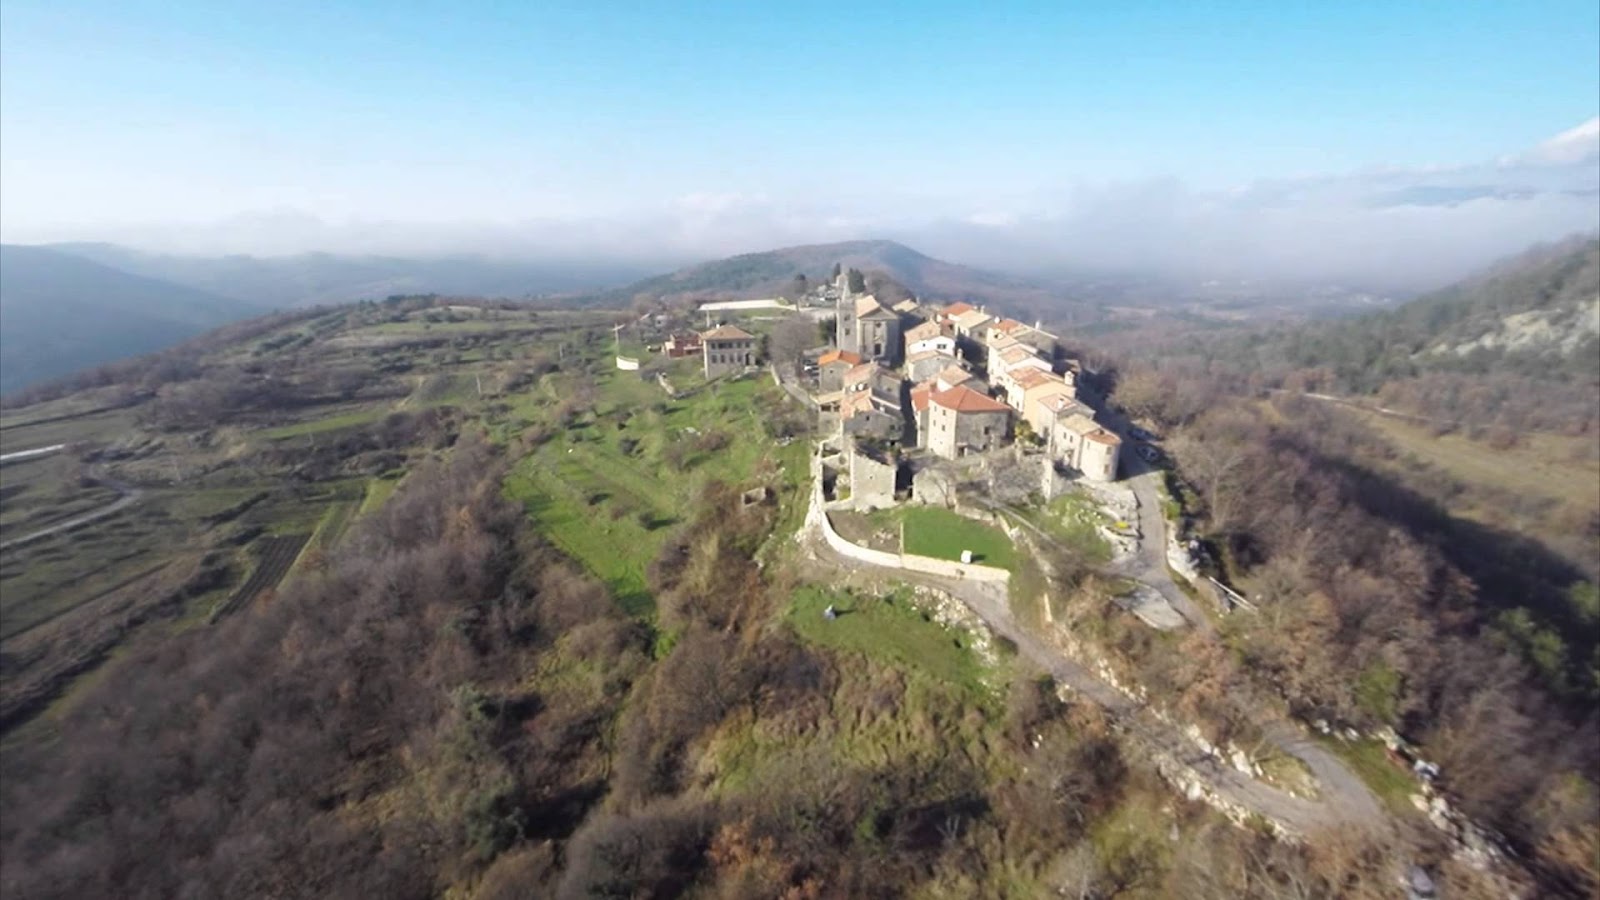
[{"left": 672, "top": 268, "right": 1122, "bottom": 513}]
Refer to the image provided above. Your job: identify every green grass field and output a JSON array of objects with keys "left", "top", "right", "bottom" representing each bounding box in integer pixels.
[
  {"left": 505, "top": 369, "right": 805, "bottom": 618},
  {"left": 255, "top": 407, "right": 389, "bottom": 441},
  {"left": 786, "top": 586, "right": 993, "bottom": 697},
  {"left": 864, "top": 506, "right": 1017, "bottom": 570}
]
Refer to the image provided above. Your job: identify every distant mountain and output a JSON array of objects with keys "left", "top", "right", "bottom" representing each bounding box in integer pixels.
[
  {"left": 587, "top": 239, "right": 1102, "bottom": 322},
  {"left": 46, "top": 243, "right": 656, "bottom": 309},
  {"left": 0, "top": 245, "right": 270, "bottom": 394}
]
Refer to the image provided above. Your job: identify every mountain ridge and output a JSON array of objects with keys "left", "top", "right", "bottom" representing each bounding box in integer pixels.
[
  {"left": 579, "top": 239, "right": 1101, "bottom": 321},
  {"left": 0, "top": 244, "right": 266, "bottom": 394},
  {"left": 43, "top": 243, "right": 658, "bottom": 308}
]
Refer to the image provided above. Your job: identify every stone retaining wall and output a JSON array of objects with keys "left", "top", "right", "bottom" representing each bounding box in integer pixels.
[
  {"left": 809, "top": 452, "right": 1010, "bottom": 584},
  {"left": 615, "top": 355, "right": 640, "bottom": 371}
]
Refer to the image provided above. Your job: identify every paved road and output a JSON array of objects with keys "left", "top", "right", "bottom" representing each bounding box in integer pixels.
[
  {"left": 0, "top": 444, "right": 66, "bottom": 464},
  {"left": 799, "top": 477, "right": 1384, "bottom": 836},
  {"left": 1115, "top": 464, "right": 1216, "bottom": 631},
  {"left": 0, "top": 468, "right": 142, "bottom": 552}
]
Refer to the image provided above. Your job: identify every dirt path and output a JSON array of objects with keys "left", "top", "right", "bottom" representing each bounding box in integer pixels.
[
  {"left": 0, "top": 468, "right": 142, "bottom": 552},
  {"left": 797, "top": 467, "right": 1384, "bottom": 836}
]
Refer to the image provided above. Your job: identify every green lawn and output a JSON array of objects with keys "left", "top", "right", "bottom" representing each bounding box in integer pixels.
[
  {"left": 359, "top": 474, "right": 403, "bottom": 516},
  {"left": 255, "top": 408, "right": 387, "bottom": 440},
  {"left": 866, "top": 506, "right": 1017, "bottom": 570},
  {"left": 785, "top": 586, "right": 993, "bottom": 697}
]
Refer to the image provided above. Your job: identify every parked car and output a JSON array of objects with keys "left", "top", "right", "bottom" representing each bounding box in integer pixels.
[
  {"left": 1129, "top": 425, "right": 1159, "bottom": 442},
  {"left": 1137, "top": 445, "right": 1161, "bottom": 463}
]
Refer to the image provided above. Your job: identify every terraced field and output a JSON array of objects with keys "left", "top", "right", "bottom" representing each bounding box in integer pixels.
[{"left": 211, "top": 534, "right": 310, "bottom": 621}]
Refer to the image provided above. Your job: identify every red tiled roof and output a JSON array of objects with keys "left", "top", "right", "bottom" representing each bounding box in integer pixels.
[
  {"left": 942, "top": 301, "right": 976, "bottom": 317},
  {"left": 993, "top": 318, "right": 1025, "bottom": 334},
  {"left": 930, "top": 385, "right": 1010, "bottom": 414},
  {"left": 818, "top": 349, "right": 863, "bottom": 366}
]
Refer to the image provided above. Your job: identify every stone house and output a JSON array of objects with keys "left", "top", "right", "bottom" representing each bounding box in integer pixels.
[
  {"left": 817, "top": 348, "right": 864, "bottom": 392},
  {"left": 925, "top": 385, "right": 1011, "bottom": 459},
  {"left": 934, "top": 365, "right": 976, "bottom": 392},
  {"left": 847, "top": 439, "right": 899, "bottom": 509},
  {"left": 701, "top": 324, "right": 757, "bottom": 378},
  {"left": 905, "top": 348, "right": 961, "bottom": 382},
  {"left": 663, "top": 332, "right": 702, "bottom": 358},
  {"left": 935, "top": 301, "right": 977, "bottom": 326},
  {"left": 903, "top": 320, "right": 956, "bottom": 358},
  {"left": 998, "top": 364, "right": 1058, "bottom": 412},
  {"left": 1021, "top": 374, "right": 1079, "bottom": 437},
  {"left": 853, "top": 296, "right": 902, "bottom": 365},
  {"left": 838, "top": 362, "right": 905, "bottom": 442},
  {"left": 1056, "top": 412, "right": 1122, "bottom": 482},
  {"left": 952, "top": 308, "right": 995, "bottom": 342}
]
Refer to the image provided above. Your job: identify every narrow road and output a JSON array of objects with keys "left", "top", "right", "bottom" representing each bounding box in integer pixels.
[
  {"left": 799, "top": 465, "right": 1384, "bottom": 836},
  {"left": 1116, "top": 464, "right": 1215, "bottom": 631},
  {"left": 0, "top": 444, "right": 66, "bottom": 464},
  {"left": 0, "top": 468, "right": 142, "bottom": 552}
]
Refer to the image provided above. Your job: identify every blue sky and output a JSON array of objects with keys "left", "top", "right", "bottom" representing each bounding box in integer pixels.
[{"left": 1, "top": 1, "right": 1596, "bottom": 282}]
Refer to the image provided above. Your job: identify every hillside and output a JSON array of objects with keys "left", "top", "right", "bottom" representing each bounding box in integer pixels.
[
  {"left": 590, "top": 239, "right": 1103, "bottom": 321},
  {"left": 0, "top": 294, "right": 1592, "bottom": 896},
  {"left": 46, "top": 243, "right": 656, "bottom": 308},
  {"left": 0, "top": 245, "right": 265, "bottom": 394},
  {"left": 1247, "top": 234, "right": 1600, "bottom": 393}
]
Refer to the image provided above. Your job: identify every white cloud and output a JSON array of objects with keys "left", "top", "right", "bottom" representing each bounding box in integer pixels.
[
  {"left": 1516, "top": 116, "right": 1600, "bottom": 166},
  {"left": 4, "top": 118, "right": 1596, "bottom": 293}
]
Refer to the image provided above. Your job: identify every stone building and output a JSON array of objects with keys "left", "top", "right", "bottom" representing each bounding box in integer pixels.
[
  {"left": 903, "top": 320, "right": 956, "bottom": 358},
  {"left": 701, "top": 324, "right": 757, "bottom": 378},
  {"left": 905, "top": 348, "right": 961, "bottom": 382},
  {"left": 852, "top": 296, "right": 902, "bottom": 365},
  {"left": 924, "top": 385, "right": 1011, "bottom": 459},
  {"left": 1056, "top": 412, "right": 1122, "bottom": 482},
  {"left": 817, "top": 348, "right": 864, "bottom": 392},
  {"left": 847, "top": 439, "right": 899, "bottom": 509}
]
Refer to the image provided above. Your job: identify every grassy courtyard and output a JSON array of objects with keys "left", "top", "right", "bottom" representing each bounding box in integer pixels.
[{"left": 862, "top": 505, "right": 1017, "bottom": 570}]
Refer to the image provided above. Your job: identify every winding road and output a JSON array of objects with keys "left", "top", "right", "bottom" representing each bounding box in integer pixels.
[
  {"left": 0, "top": 465, "right": 142, "bottom": 552},
  {"left": 798, "top": 455, "right": 1384, "bottom": 837}
]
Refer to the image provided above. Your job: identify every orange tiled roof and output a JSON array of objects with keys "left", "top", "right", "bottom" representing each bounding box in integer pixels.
[
  {"left": 930, "top": 384, "right": 1010, "bottom": 414},
  {"left": 818, "top": 349, "right": 864, "bottom": 366}
]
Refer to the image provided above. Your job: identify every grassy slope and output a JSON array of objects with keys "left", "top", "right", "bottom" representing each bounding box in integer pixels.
[
  {"left": 504, "top": 368, "right": 806, "bottom": 618},
  {"left": 1351, "top": 408, "right": 1596, "bottom": 512}
]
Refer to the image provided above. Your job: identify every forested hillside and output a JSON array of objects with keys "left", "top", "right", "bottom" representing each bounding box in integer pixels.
[
  {"left": 1234, "top": 235, "right": 1600, "bottom": 433},
  {"left": 1095, "top": 238, "right": 1600, "bottom": 895}
]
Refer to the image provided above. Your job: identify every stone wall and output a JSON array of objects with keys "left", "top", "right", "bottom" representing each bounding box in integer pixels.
[
  {"left": 615, "top": 355, "right": 640, "bottom": 371},
  {"left": 810, "top": 452, "right": 1009, "bottom": 584}
]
